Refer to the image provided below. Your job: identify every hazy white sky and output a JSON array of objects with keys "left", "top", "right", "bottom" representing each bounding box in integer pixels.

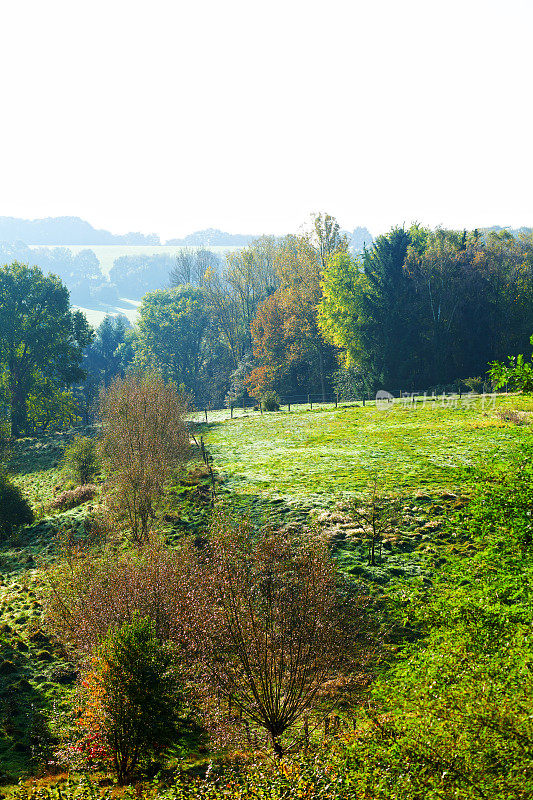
[{"left": 0, "top": 0, "right": 531, "bottom": 239}]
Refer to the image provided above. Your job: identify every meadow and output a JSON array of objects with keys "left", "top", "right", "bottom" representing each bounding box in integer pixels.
[
  {"left": 200, "top": 394, "right": 533, "bottom": 501},
  {"left": 0, "top": 392, "right": 531, "bottom": 791}
]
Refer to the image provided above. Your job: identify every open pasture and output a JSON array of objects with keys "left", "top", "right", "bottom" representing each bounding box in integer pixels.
[{"left": 200, "top": 394, "right": 533, "bottom": 502}]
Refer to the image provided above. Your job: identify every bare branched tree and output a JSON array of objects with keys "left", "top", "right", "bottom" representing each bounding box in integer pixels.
[
  {"left": 170, "top": 247, "right": 222, "bottom": 287},
  {"left": 350, "top": 480, "right": 402, "bottom": 566},
  {"left": 193, "top": 515, "right": 372, "bottom": 755}
]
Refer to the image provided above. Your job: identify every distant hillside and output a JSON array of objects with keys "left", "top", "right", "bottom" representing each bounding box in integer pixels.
[
  {"left": 0, "top": 216, "right": 160, "bottom": 245},
  {"left": 485, "top": 225, "right": 532, "bottom": 236},
  {"left": 166, "top": 228, "right": 257, "bottom": 246}
]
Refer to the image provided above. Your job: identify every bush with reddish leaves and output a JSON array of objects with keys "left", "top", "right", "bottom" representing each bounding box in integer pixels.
[{"left": 50, "top": 484, "right": 97, "bottom": 511}]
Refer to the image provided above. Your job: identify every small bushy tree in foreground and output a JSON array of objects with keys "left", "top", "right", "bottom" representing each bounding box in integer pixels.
[
  {"left": 44, "top": 540, "right": 193, "bottom": 657},
  {"left": 61, "top": 436, "right": 99, "bottom": 485},
  {"left": 80, "top": 615, "right": 182, "bottom": 784},
  {"left": 261, "top": 390, "right": 280, "bottom": 411},
  {"left": 489, "top": 340, "right": 533, "bottom": 392},
  {"left": 99, "top": 372, "right": 190, "bottom": 542}
]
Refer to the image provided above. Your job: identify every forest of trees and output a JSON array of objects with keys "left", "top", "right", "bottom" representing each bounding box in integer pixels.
[
  {"left": 0, "top": 222, "right": 374, "bottom": 306},
  {"left": 2, "top": 216, "right": 533, "bottom": 434}
]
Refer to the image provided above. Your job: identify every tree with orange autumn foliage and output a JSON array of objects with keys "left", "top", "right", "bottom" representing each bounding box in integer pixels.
[{"left": 246, "top": 217, "right": 347, "bottom": 401}]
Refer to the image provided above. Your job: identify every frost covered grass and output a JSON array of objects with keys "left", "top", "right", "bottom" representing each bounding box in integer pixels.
[{"left": 200, "top": 394, "right": 533, "bottom": 501}]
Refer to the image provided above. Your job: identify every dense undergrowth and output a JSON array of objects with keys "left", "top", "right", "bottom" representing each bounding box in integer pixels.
[{"left": 0, "top": 397, "right": 531, "bottom": 798}]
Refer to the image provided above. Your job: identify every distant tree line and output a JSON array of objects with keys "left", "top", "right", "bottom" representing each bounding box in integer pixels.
[
  {"left": 0, "top": 243, "right": 118, "bottom": 306},
  {"left": 2, "top": 218, "right": 533, "bottom": 435}
]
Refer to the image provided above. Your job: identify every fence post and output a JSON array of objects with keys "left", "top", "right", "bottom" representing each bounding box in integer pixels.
[
  {"left": 242, "top": 398, "right": 245, "bottom": 414},
  {"left": 363, "top": 393, "right": 366, "bottom": 407},
  {"left": 230, "top": 404, "right": 233, "bottom": 419},
  {"left": 335, "top": 391, "right": 338, "bottom": 408},
  {"left": 204, "top": 408, "right": 208, "bottom": 423},
  {"left": 288, "top": 401, "right": 291, "bottom": 412},
  {"left": 260, "top": 402, "right": 263, "bottom": 415}
]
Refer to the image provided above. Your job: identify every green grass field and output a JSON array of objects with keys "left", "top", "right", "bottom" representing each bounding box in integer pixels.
[
  {"left": 0, "top": 393, "right": 531, "bottom": 783},
  {"left": 200, "top": 394, "right": 533, "bottom": 503}
]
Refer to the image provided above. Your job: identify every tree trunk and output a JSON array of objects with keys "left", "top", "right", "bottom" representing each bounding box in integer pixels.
[
  {"left": 10, "top": 395, "right": 27, "bottom": 438},
  {"left": 317, "top": 343, "right": 327, "bottom": 402},
  {"left": 272, "top": 737, "right": 284, "bottom": 757}
]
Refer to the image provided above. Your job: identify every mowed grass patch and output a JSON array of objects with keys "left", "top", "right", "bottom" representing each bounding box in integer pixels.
[{"left": 201, "top": 395, "right": 533, "bottom": 502}]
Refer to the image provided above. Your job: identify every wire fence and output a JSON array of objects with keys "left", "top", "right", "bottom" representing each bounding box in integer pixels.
[{"left": 191, "top": 386, "right": 508, "bottom": 424}]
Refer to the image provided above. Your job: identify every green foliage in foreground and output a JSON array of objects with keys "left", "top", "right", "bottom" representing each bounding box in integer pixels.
[
  {"left": 92, "top": 616, "right": 183, "bottom": 784},
  {"left": 0, "top": 472, "right": 34, "bottom": 538},
  {"left": 490, "top": 336, "right": 533, "bottom": 392},
  {"left": 344, "top": 441, "right": 533, "bottom": 799},
  {"left": 158, "top": 439, "right": 533, "bottom": 799},
  {"left": 2, "top": 405, "right": 533, "bottom": 796}
]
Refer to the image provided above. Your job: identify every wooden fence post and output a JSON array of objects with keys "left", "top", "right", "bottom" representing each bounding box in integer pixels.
[
  {"left": 204, "top": 408, "right": 208, "bottom": 423},
  {"left": 335, "top": 391, "right": 338, "bottom": 408},
  {"left": 230, "top": 404, "right": 233, "bottom": 419}
]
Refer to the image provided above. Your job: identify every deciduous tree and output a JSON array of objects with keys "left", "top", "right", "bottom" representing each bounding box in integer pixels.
[
  {"left": 0, "top": 262, "right": 92, "bottom": 435},
  {"left": 99, "top": 372, "right": 189, "bottom": 542},
  {"left": 193, "top": 515, "right": 371, "bottom": 756}
]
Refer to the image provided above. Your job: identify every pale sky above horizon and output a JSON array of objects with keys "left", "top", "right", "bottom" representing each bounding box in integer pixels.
[{"left": 0, "top": 0, "right": 531, "bottom": 240}]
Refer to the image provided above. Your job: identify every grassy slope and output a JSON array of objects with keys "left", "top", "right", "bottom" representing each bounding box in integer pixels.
[
  {"left": 202, "top": 395, "right": 533, "bottom": 585},
  {"left": 1, "top": 394, "right": 532, "bottom": 784},
  {"left": 0, "top": 433, "right": 93, "bottom": 782}
]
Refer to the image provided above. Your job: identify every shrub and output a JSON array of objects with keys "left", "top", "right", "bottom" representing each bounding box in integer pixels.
[
  {"left": 75, "top": 615, "right": 183, "bottom": 783},
  {"left": 462, "top": 376, "right": 485, "bottom": 393},
  {"left": 333, "top": 365, "right": 367, "bottom": 400},
  {"left": 49, "top": 484, "right": 97, "bottom": 511},
  {"left": 99, "top": 373, "right": 190, "bottom": 542},
  {"left": 261, "top": 390, "right": 280, "bottom": 411},
  {"left": 489, "top": 339, "right": 533, "bottom": 392},
  {"left": 44, "top": 540, "right": 194, "bottom": 656},
  {"left": 62, "top": 436, "right": 99, "bottom": 485},
  {"left": 496, "top": 409, "right": 531, "bottom": 426},
  {"left": 0, "top": 472, "right": 33, "bottom": 537}
]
